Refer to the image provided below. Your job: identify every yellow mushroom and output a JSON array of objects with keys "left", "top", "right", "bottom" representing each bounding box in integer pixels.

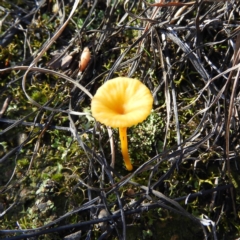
[{"left": 91, "top": 77, "right": 153, "bottom": 171}]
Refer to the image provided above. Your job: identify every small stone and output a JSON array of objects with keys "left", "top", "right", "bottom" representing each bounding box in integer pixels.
[
  {"left": 64, "top": 230, "right": 82, "bottom": 240},
  {"left": 98, "top": 209, "right": 110, "bottom": 232}
]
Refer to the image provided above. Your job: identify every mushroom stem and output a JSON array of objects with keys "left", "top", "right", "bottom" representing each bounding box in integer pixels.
[{"left": 119, "top": 127, "right": 133, "bottom": 171}]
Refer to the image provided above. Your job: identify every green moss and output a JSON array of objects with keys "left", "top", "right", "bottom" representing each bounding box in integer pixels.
[
  {"left": 129, "top": 110, "right": 164, "bottom": 164},
  {"left": 18, "top": 158, "right": 29, "bottom": 167},
  {"left": 52, "top": 173, "right": 64, "bottom": 182}
]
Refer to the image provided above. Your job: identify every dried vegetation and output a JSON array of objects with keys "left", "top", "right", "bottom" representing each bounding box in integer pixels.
[{"left": 1, "top": 0, "right": 240, "bottom": 239}]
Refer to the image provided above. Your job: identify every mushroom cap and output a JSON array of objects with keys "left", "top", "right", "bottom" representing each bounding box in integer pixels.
[{"left": 91, "top": 77, "right": 153, "bottom": 128}]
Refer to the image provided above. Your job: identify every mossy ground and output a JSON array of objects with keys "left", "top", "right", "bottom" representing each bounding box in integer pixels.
[{"left": 1, "top": 1, "right": 240, "bottom": 239}]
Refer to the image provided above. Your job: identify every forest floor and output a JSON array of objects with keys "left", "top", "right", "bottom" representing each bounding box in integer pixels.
[{"left": 1, "top": 0, "right": 240, "bottom": 239}]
